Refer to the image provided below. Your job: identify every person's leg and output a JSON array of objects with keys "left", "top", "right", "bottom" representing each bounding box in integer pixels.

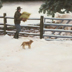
[
  {"left": 14, "top": 24, "right": 21, "bottom": 39},
  {"left": 14, "top": 32, "right": 17, "bottom": 38},
  {"left": 15, "top": 24, "right": 21, "bottom": 33}
]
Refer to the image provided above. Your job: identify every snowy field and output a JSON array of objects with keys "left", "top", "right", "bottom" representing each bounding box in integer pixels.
[
  {"left": 0, "top": 35, "right": 72, "bottom": 72},
  {"left": 0, "top": 1, "right": 72, "bottom": 72}
]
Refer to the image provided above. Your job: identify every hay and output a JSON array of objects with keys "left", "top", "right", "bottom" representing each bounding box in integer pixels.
[{"left": 20, "top": 12, "right": 31, "bottom": 22}]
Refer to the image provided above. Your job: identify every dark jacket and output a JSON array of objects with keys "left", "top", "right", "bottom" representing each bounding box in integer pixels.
[{"left": 14, "top": 11, "right": 21, "bottom": 24}]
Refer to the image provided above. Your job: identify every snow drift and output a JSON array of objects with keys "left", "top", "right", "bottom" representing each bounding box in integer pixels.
[{"left": 0, "top": 35, "right": 72, "bottom": 72}]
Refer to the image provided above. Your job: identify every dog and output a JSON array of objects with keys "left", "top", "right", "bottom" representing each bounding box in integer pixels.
[{"left": 21, "top": 40, "right": 33, "bottom": 49}]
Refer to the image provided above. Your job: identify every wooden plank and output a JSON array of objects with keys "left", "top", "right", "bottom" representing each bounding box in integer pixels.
[
  {"left": 44, "top": 23, "right": 72, "bottom": 27},
  {"left": 44, "top": 28, "right": 72, "bottom": 33},
  {"left": 44, "top": 17, "right": 72, "bottom": 20},
  {"left": 5, "top": 17, "right": 14, "bottom": 19},
  {"left": 45, "top": 38, "right": 70, "bottom": 41},
  {"left": 6, "top": 24, "right": 40, "bottom": 28},
  {"left": 28, "top": 18, "right": 40, "bottom": 20},
  {"left": 0, "top": 16, "right": 3, "bottom": 18},
  {"left": 6, "top": 31, "right": 15, "bottom": 33},
  {"left": 43, "top": 34, "right": 72, "bottom": 38},
  {"left": 6, "top": 30, "right": 40, "bottom": 36},
  {"left": 5, "top": 17, "right": 40, "bottom": 20},
  {"left": 21, "top": 25, "right": 40, "bottom": 28},
  {"left": 45, "top": 38, "right": 62, "bottom": 41},
  {"left": 20, "top": 32, "right": 40, "bottom": 36},
  {"left": 0, "top": 23, "right": 4, "bottom": 25}
]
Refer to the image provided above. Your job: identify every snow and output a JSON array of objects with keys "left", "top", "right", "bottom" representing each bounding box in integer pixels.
[
  {"left": 0, "top": 1, "right": 72, "bottom": 72},
  {"left": 0, "top": 35, "right": 72, "bottom": 72}
]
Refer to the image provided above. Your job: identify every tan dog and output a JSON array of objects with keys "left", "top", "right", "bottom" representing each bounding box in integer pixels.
[{"left": 21, "top": 40, "right": 33, "bottom": 49}]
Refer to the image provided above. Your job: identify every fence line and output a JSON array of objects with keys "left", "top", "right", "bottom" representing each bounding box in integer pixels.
[
  {"left": 1, "top": 13, "right": 72, "bottom": 40},
  {"left": 0, "top": 13, "right": 42, "bottom": 38},
  {"left": 43, "top": 17, "right": 72, "bottom": 41}
]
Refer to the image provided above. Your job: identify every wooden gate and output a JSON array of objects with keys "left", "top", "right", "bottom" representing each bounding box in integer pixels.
[{"left": 41, "top": 16, "right": 72, "bottom": 41}]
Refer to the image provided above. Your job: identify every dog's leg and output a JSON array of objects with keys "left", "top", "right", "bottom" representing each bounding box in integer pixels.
[
  {"left": 23, "top": 45, "right": 25, "bottom": 49},
  {"left": 29, "top": 45, "right": 31, "bottom": 49}
]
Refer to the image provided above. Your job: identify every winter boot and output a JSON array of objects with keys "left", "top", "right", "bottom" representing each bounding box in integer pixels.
[
  {"left": 17, "top": 32, "right": 19, "bottom": 39},
  {"left": 14, "top": 32, "right": 18, "bottom": 39}
]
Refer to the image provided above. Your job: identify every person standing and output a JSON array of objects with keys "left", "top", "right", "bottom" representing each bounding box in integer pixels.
[{"left": 14, "top": 6, "right": 22, "bottom": 39}]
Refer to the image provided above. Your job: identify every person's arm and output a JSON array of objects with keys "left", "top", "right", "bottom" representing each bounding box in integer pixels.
[{"left": 15, "top": 12, "right": 22, "bottom": 20}]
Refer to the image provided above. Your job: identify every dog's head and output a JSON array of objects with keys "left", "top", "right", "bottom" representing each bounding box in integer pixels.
[{"left": 30, "top": 40, "right": 33, "bottom": 43}]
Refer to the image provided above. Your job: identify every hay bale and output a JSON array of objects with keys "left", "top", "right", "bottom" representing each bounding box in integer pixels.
[{"left": 20, "top": 12, "right": 31, "bottom": 22}]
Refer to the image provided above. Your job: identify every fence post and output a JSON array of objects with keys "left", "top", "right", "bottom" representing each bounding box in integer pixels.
[
  {"left": 40, "top": 16, "right": 44, "bottom": 39},
  {"left": 3, "top": 13, "right": 7, "bottom": 34}
]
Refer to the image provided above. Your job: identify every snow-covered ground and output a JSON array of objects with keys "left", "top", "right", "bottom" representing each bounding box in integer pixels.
[
  {"left": 0, "top": 35, "right": 72, "bottom": 72},
  {"left": 0, "top": 2, "right": 72, "bottom": 72}
]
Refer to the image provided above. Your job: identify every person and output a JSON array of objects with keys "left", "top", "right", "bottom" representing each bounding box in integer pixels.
[{"left": 14, "top": 6, "right": 23, "bottom": 39}]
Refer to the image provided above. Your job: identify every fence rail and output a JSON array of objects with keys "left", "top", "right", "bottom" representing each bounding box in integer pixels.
[
  {"left": 43, "top": 34, "right": 72, "bottom": 38},
  {"left": 44, "top": 28, "right": 72, "bottom": 33},
  {"left": 44, "top": 17, "right": 72, "bottom": 20},
  {"left": 5, "top": 16, "right": 40, "bottom": 20},
  {"left": 6, "top": 23, "right": 40, "bottom": 28},
  {"left": 6, "top": 30, "right": 40, "bottom": 36},
  {"left": 44, "top": 23, "right": 72, "bottom": 27},
  {"left": 0, "top": 23, "right": 4, "bottom": 25},
  {"left": 0, "top": 16, "right": 3, "bottom": 18}
]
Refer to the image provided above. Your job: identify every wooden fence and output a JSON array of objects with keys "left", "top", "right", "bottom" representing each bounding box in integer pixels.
[
  {"left": 0, "top": 13, "right": 72, "bottom": 40},
  {"left": 0, "top": 13, "right": 44, "bottom": 39},
  {"left": 43, "top": 17, "right": 72, "bottom": 41}
]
